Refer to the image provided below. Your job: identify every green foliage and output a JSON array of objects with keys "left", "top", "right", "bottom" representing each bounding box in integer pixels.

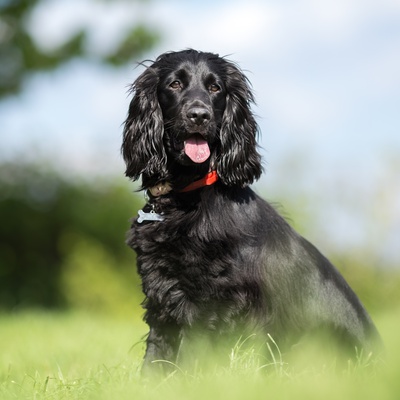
[
  {"left": 1, "top": 161, "right": 399, "bottom": 315},
  {"left": 105, "top": 25, "right": 160, "bottom": 66},
  {"left": 0, "top": 161, "right": 143, "bottom": 311},
  {"left": 0, "top": 0, "right": 160, "bottom": 97},
  {"left": 331, "top": 252, "right": 400, "bottom": 314},
  {"left": 60, "top": 236, "right": 140, "bottom": 315}
]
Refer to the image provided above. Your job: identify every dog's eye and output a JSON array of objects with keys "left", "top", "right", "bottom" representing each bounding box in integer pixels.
[
  {"left": 169, "top": 81, "right": 182, "bottom": 90},
  {"left": 209, "top": 83, "right": 221, "bottom": 93}
]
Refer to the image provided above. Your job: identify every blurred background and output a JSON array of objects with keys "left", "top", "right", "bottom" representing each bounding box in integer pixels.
[{"left": 1, "top": 0, "right": 399, "bottom": 315}]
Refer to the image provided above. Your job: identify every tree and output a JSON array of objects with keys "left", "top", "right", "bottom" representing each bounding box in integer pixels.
[
  {"left": 0, "top": 0, "right": 159, "bottom": 310},
  {"left": 0, "top": 0, "right": 160, "bottom": 98},
  {"left": 0, "top": 162, "right": 143, "bottom": 310}
]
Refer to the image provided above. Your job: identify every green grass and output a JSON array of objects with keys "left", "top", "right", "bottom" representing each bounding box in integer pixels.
[{"left": 1, "top": 308, "right": 400, "bottom": 400}]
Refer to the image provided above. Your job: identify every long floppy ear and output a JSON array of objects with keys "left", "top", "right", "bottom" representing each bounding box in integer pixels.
[
  {"left": 217, "top": 62, "right": 263, "bottom": 187},
  {"left": 122, "top": 65, "right": 167, "bottom": 183}
]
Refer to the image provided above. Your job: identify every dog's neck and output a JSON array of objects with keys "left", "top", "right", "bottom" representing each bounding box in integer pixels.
[
  {"left": 137, "top": 170, "right": 219, "bottom": 224},
  {"left": 148, "top": 170, "right": 219, "bottom": 197},
  {"left": 179, "top": 170, "right": 218, "bottom": 192}
]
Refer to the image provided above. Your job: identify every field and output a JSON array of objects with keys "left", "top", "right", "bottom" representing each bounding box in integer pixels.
[{"left": 1, "top": 308, "right": 400, "bottom": 400}]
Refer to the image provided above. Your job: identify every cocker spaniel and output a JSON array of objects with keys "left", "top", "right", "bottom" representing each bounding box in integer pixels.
[{"left": 122, "top": 49, "right": 381, "bottom": 373}]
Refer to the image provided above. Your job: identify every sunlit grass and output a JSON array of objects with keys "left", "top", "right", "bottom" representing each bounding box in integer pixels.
[{"left": 0, "top": 308, "right": 399, "bottom": 399}]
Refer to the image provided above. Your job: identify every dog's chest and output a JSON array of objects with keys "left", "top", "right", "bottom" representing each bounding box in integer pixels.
[{"left": 129, "top": 219, "right": 250, "bottom": 328}]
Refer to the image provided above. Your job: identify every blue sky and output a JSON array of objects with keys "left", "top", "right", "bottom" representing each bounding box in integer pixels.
[{"left": 1, "top": 0, "right": 399, "bottom": 264}]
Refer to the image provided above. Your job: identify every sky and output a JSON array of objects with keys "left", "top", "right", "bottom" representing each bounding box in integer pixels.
[{"left": 1, "top": 0, "right": 399, "bottom": 264}]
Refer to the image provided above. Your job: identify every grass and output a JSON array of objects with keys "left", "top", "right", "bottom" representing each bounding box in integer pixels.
[{"left": 1, "top": 308, "right": 400, "bottom": 400}]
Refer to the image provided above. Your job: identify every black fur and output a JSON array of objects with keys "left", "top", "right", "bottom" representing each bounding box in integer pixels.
[{"left": 122, "top": 49, "right": 381, "bottom": 373}]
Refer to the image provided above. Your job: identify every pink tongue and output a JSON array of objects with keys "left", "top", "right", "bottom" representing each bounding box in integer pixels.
[{"left": 184, "top": 136, "right": 210, "bottom": 163}]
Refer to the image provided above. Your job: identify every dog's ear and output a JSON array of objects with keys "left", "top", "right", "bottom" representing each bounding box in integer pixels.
[
  {"left": 122, "top": 66, "right": 167, "bottom": 183},
  {"left": 217, "top": 62, "right": 262, "bottom": 187}
]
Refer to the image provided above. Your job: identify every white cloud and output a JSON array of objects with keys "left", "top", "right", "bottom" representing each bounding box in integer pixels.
[
  {"left": 262, "top": 79, "right": 336, "bottom": 136},
  {"left": 144, "top": 0, "right": 281, "bottom": 58}
]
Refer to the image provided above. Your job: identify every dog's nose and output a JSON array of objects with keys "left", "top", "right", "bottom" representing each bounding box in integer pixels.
[{"left": 187, "top": 107, "right": 211, "bottom": 126}]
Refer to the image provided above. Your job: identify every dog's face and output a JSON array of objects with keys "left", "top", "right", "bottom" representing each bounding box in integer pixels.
[
  {"left": 157, "top": 59, "right": 227, "bottom": 166},
  {"left": 123, "top": 49, "right": 262, "bottom": 187}
]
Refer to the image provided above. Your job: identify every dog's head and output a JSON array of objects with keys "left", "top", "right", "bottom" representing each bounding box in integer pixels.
[{"left": 122, "top": 49, "right": 262, "bottom": 188}]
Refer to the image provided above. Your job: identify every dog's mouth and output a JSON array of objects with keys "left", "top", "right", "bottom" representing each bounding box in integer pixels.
[{"left": 183, "top": 134, "right": 210, "bottom": 163}]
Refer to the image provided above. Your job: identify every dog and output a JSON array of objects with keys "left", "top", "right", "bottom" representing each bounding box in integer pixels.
[{"left": 122, "top": 49, "right": 381, "bottom": 373}]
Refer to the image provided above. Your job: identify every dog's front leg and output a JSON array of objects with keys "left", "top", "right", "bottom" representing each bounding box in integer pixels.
[{"left": 142, "top": 324, "right": 181, "bottom": 376}]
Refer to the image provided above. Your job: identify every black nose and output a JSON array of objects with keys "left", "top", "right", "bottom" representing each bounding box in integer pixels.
[{"left": 186, "top": 107, "right": 211, "bottom": 126}]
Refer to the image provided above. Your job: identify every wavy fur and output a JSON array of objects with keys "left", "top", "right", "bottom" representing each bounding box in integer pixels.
[
  {"left": 122, "top": 64, "right": 167, "bottom": 184},
  {"left": 122, "top": 50, "right": 381, "bottom": 374}
]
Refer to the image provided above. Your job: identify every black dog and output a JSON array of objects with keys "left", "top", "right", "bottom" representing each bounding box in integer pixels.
[{"left": 122, "top": 49, "right": 381, "bottom": 372}]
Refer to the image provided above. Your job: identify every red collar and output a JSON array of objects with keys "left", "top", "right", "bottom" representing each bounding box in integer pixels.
[{"left": 179, "top": 170, "right": 219, "bottom": 193}]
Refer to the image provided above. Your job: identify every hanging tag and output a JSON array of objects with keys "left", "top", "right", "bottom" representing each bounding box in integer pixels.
[{"left": 137, "top": 209, "right": 164, "bottom": 224}]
